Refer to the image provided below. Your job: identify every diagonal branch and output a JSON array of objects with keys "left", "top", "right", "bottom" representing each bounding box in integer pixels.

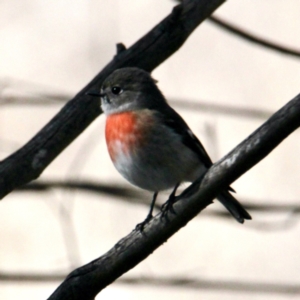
[
  {"left": 48, "top": 94, "right": 300, "bottom": 300},
  {"left": 209, "top": 16, "right": 300, "bottom": 58},
  {"left": 0, "top": 0, "right": 225, "bottom": 200}
]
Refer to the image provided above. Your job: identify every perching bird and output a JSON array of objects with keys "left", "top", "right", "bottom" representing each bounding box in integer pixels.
[{"left": 89, "top": 67, "right": 251, "bottom": 228}]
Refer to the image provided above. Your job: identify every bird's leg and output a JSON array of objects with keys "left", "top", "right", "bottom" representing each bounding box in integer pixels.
[
  {"left": 161, "top": 183, "right": 180, "bottom": 215},
  {"left": 135, "top": 192, "right": 158, "bottom": 231},
  {"left": 146, "top": 191, "right": 158, "bottom": 221}
]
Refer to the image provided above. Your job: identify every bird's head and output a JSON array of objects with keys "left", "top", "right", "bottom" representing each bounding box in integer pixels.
[{"left": 89, "top": 67, "right": 165, "bottom": 115}]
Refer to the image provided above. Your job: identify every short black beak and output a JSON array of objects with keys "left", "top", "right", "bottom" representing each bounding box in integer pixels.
[{"left": 86, "top": 91, "right": 105, "bottom": 97}]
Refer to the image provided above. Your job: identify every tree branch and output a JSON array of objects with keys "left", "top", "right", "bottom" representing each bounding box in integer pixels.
[
  {"left": 0, "top": 88, "right": 274, "bottom": 120},
  {"left": 18, "top": 180, "right": 300, "bottom": 217},
  {"left": 48, "top": 94, "right": 300, "bottom": 299},
  {"left": 2, "top": 272, "right": 300, "bottom": 296},
  {"left": 0, "top": 0, "right": 225, "bottom": 200},
  {"left": 209, "top": 16, "right": 300, "bottom": 58}
]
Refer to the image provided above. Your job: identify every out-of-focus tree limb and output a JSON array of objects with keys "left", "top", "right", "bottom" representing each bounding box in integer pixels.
[
  {"left": 18, "top": 180, "right": 300, "bottom": 231},
  {"left": 0, "top": 88, "right": 274, "bottom": 120},
  {"left": 0, "top": 0, "right": 225, "bottom": 200},
  {"left": 1, "top": 272, "right": 300, "bottom": 295},
  {"left": 209, "top": 16, "right": 300, "bottom": 58},
  {"left": 17, "top": 179, "right": 300, "bottom": 216},
  {"left": 18, "top": 180, "right": 144, "bottom": 200},
  {"left": 48, "top": 94, "right": 300, "bottom": 299}
]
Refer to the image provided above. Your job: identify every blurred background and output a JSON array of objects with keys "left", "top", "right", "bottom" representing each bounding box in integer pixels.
[{"left": 0, "top": 0, "right": 300, "bottom": 299}]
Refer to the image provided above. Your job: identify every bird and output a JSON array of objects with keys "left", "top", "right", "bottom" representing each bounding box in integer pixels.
[{"left": 88, "top": 67, "right": 251, "bottom": 229}]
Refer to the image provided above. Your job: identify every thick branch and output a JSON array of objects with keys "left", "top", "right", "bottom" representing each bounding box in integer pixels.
[
  {"left": 0, "top": 0, "right": 225, "bottom": 199},
  {"left": 48, "top": 94, "right": 300, "bottom": 300}
]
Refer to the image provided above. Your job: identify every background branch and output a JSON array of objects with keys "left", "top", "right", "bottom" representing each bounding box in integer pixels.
[
  {"left": 48, "top": 94, "right": 300, "bottom": 299},
  {"left": 209, "top": 16, "right": 300, "bottom": 58},
  {"left": 1, "top": 272, "right": 300, "bottom": 296},
  {"left": 0, "top": 85, "right": 273, "bottom": 119},
  {"left": 0, "top": 0, "right": 225, "bottom": 200},
  {"left": 17, "top": 179, "right": 300, "bottom": 216},
  {"left": 1, "top": 2, "right": 300, "bottom": 300}
]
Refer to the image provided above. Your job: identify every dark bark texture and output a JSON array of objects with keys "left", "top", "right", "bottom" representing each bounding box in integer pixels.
[
  {"left": 48, "top": 94, "right": 300, "bottom": 300},
  {"left": 0, "top": 0, "right": 225, "bottom": 200},
  {"left": 2, "top": 0, "right": 300, "bottom": 299}
]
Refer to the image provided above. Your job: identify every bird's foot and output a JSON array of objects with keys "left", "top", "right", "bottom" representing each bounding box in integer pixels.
[
  {"left": 135, "top": 213, "right": 153, "bottom": 232},
  {"left": 161, "top": 183, "right": 180, "bottom": 217},
  {"left": 161, "top": 194, "right": 177, "bottom": 217}
]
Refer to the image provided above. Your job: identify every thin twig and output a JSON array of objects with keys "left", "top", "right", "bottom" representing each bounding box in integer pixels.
[{"left": 209, "top": 16, "right": 300, "bottom": 58}]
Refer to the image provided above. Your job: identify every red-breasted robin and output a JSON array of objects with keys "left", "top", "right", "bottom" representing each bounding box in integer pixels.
[{"left": 88, "top": 67, "right": 251, "bottom": 228}]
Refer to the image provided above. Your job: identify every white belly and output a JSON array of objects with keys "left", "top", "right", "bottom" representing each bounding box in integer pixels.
[{"left": 109, "top": 128, "right": 206, "bottom": 192}]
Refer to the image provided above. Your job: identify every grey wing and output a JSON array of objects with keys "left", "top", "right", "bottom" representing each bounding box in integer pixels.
[
  {"left": 157, "top": 104, "right": 213, "bottom": 168},
  {"left": 157, "top": 104, "right": 235, "bottom": 193}
]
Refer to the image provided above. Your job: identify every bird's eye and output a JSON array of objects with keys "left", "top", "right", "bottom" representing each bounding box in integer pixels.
[{"left": 111, "top": 86, "right": 123, "bottom": 95}]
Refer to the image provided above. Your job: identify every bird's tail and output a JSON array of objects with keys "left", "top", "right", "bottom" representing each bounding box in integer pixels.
[{"left": 217, "top": 190, "right": 251, "bottom": 223}]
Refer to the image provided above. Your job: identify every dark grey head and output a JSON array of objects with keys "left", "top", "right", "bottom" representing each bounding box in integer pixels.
[{"left": 99, "top": 67, "right": 166, "bottom": 115}]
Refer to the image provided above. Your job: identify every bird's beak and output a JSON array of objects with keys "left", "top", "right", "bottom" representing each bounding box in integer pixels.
[
  {"left": 86, "top": 91, "right": 105, "bottom": 98},
  {"left": 86, "top": 91, "right": 111, "bottom": 104}
]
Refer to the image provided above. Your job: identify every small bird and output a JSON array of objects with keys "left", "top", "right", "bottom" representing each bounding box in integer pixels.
[{"left": 89, "top": 67, "right": 251, "bottom": 228}]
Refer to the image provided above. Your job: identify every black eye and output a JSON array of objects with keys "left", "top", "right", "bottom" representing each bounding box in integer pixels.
[{"left": 111, "top": 86, "right": 123, "bottom": 95}]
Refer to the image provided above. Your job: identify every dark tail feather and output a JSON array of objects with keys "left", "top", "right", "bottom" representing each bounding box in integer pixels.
[{"left": 217, "top": 190, "right": 251, "bottom": 223}]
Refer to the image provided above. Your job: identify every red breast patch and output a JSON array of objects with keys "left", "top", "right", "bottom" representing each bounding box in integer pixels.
[{"left": 105, "top": 112, "right": 146, "bottom": 162}]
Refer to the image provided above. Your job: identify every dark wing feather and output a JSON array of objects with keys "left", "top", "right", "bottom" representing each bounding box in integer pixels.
[
  {"left": 156, "top": 104, "right": 213, "bottom": 168},
  {"left": 156, "top": 104, "right": 236, "bottom": 193},
  {"left": 153, "top": 104, "right": 246, "bottom": 219}
]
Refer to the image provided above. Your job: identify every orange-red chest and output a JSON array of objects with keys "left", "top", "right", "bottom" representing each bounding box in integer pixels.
[{"left": 105, "top": 112, "right": 147, "bottom": 162}]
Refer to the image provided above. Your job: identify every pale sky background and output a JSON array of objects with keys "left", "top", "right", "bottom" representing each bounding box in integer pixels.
[{"left": 0, "top": 1, "right": 300, "bottom": 299}]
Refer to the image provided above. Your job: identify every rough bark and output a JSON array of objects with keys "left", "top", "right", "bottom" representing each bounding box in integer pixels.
[
  {"left": 48, "top": 94, "right": 300, "bottom": 299},
  {"left": 0, "top": 0, "right": 225, "bottom": 199}
]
